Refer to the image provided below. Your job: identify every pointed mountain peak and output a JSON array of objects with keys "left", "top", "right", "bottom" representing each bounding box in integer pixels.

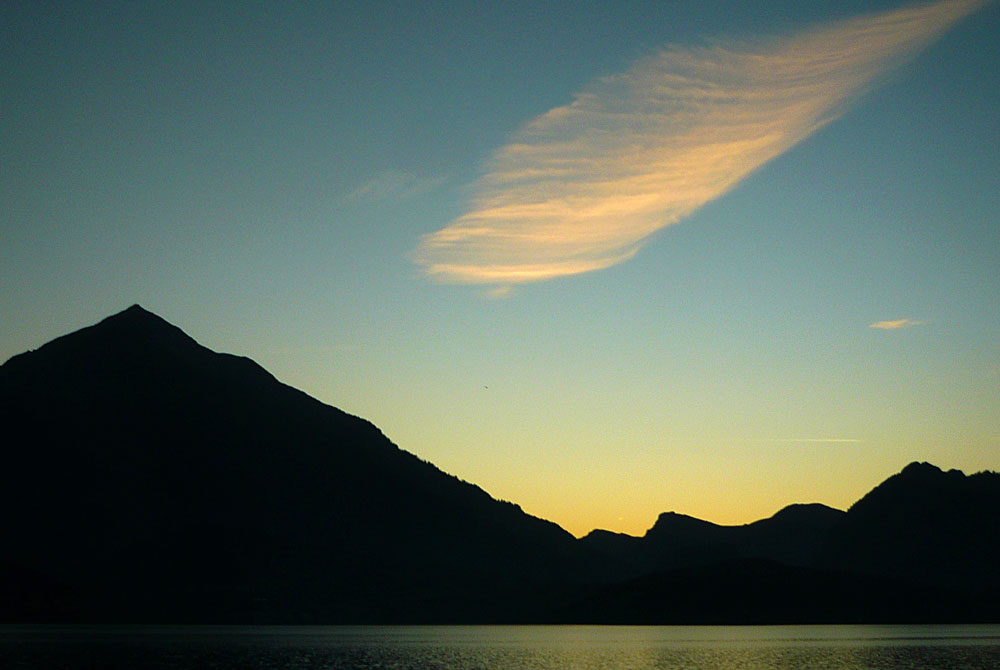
[
  {"left": 746, "top": 503, "right": 846, "bottom": 536},
  {"left": 771, "top": 503, "right": 844, "bottom": 519},
  {"left": 96, "top": 303, "right": 177, "bottom": 330},
  {"left": 899, "top": 461, "right": 945, "bottom": 478},
  {"left": 766, "top": 503, "right": 845, "bottom": 522},
  {"left": 1, "top": 305, "right": 207, "bottom": 376},
  {"left": 845, "top": 462, "right": 998, "bottom": 518},
  {"left": 886, "top": 461, "right": 970, "bottom": 489},
  {"left": 118, "top": 303, "right": 155, "bottom": 318},
  {"left": 894, "top": 461, "right": 1000, "bottom": 484},
  {"left": 645, "top": 511, "right": 722, "bottom": 537},
  {"left": 652, "top": 511, "right": 703, "bottom": 524},
  {"left": 64, "top": 304, "right": 201, "bottom": 354}
]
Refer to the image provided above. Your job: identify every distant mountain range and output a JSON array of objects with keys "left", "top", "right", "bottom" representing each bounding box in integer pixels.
[{"left": 1, "top": 306, "right": 997, "bottom": 623}]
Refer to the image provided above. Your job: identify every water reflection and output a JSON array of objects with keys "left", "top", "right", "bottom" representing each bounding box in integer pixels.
[{"left": 2, "top": 624, "right": 999, "bottom": 669}]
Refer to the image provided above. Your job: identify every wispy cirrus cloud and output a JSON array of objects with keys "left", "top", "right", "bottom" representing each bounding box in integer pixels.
[
  {"left": 414, "top": 0, "right": 987, "bottom": 286},
  {"left": 870, "top": 318, "right": 925, "bottom": 330}
]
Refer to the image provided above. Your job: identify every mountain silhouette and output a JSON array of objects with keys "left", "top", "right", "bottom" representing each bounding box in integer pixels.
[
  {"left": 581, "top": 503, "right": 846, "bottom": 580},
  {"left": 569, "top": 464, "right": 1000, "bottom": 623},
  {"left": 821, "top": 461, "right": 1000, "bottom": 592},
  {"left": 560, "top": 557, "right": 985, "bottom": 624},
  {"left": 1, "top": 306, "right": 997, "bottom": 623},
  {"left": 0, "top": 306, "right": 586, "bottom": 622}
]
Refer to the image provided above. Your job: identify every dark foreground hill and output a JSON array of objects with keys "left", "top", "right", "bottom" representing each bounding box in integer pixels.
[
  {"left": 823, "top": 461, "right": 1000, "bottom": 593},
  {"left": 580, "top": 503, "right": 847, "bottom": 580},
  {"left": 0, "top": 306, "right": 586, "bottom": 622},
  {"left": 561, "top": 557, "right": 992, "bottom": 624},
  {"left": 1, "top": 306, "right": 997, "bottom": 623},
  {"left": 573, "top": 463, "right": 1000, "bottom": 623},
  {"left": 582, "top": 462, "right": 1000, "bottom": 594}
]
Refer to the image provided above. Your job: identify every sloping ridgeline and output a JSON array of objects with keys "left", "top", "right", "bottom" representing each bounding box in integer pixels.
[
  {"left": 0, "top": 306, "right": 587, "bottom": 622},
  {"left": 570, "top": 464, "right": 1000, "bottom": 623},
  {"left": 1, "top": 306, "right": 998, "bottom": 623}
]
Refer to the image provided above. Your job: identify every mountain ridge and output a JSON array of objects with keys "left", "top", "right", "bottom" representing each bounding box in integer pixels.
[
  {"left": 1, "top": 306, "right": 997, "bottom": 623},
  {"left": 1, "top": 305, "right": 585, "bottom": 622}
]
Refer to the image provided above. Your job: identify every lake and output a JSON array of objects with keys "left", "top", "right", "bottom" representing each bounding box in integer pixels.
[{"left": 2, "top": 624, "right": 999, "bottom": 669}]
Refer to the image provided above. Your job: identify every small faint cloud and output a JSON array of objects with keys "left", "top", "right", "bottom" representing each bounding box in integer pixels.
[
  {"left": 485, "top": 286, "right": 514, "bottom": 299},
  {"left": 870, "top": 318, "right": 924, "bottom": 330},
  {"left": 752, "top": 438, "right": 862, "bottom": 444},
  {"left": 343, "top": 170, "right": 446, "bottom": 204},
  {"left": 414, "top": 0, "right": 987, "bottom": 286}
]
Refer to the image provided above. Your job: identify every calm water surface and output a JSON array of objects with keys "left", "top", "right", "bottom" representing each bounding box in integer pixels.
[{"left": 2, "top": 624, "right": 999, "bottom": 669}]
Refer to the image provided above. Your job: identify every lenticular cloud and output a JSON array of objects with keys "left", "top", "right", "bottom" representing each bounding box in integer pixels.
[{"left": 414, "top": 0, "right": 985, "bottom": 286}]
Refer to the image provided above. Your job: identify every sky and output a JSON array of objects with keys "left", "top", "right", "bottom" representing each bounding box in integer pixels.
[{"left": 2, "top": 0, "right": 998, "bottom": 537}]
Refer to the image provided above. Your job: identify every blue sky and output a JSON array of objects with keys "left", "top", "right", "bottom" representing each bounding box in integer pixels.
[{"left": 3, "top": 0, "right": 998, "bottom": 535}]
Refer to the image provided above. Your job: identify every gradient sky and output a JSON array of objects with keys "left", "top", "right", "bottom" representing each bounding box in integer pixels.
[{"left": 3, "top": 0, "right": 998, "bottom": 537}]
